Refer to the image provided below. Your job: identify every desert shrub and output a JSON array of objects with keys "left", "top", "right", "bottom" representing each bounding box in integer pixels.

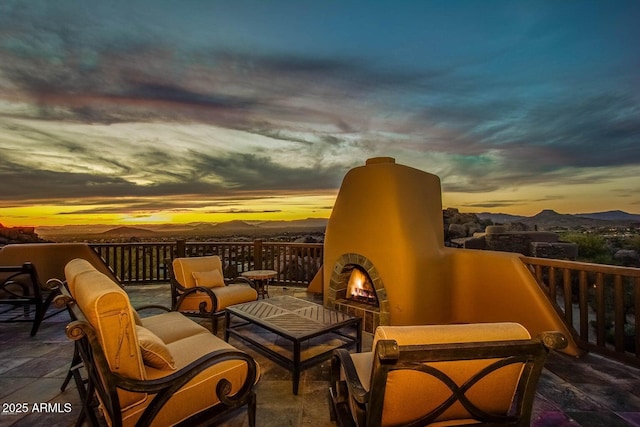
[
  {"left": 626, "top": 235, "right": 640, "bottom": 252},
  {"left": 561, "top": 232, "right": 614, "bottom": 264}
]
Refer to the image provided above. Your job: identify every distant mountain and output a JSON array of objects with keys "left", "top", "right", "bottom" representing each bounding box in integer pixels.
[
  {"left": 100, "top": 226, "right": 156, "bottom": 236},
  {"left": 575, "top": 210, "right": 640, "bottom": 222},
  {"left": 212, "top": 220, "right": 258, "bottom": 231},
  {"left": 475, "top": 212, "right": 527, "bottom": 223},
  {"left": 476, "top": 209, "right": 639, "bottom": 230},
  {"left": 258, "top": 218, "right": 328, "bottom": 229},
  {"left": 521, "top": 210, "right": 605, "bottom": 229}
]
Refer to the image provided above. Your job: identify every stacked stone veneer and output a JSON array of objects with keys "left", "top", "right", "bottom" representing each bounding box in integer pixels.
[{"left": 326, "top": 253, "right": 390, "bottom": 333}]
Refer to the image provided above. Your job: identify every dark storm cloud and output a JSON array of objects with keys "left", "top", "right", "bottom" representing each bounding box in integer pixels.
[
  {"left": 182, "top": 151, "right": 347, "bottom": 191},
  {"left": 0, "top": 160, "right": 135, "bottom": 201},
  {"left": 0, "top": 149, "right": 346, "bottom": 205},
  {"left": 125, "top": 82, "right": 255, "bottom": 110}
]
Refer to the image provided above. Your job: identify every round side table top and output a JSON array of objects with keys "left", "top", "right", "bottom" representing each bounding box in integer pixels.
[{"left": 241, "top": 270, "right": 277, "bottom": 280}]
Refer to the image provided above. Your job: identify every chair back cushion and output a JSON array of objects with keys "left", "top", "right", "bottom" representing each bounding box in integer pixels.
[
  {"left": 65, "top": 258, "right": 103, "bottom": 295},
  {"left": 172, "top": 256, "right": 224, "bottom": 288},
  {"left": 372, "top": 323, "right": 531, "bottom": 426},
  {"left": 70, "top": 266, "right": 146, "bottom": 410}
]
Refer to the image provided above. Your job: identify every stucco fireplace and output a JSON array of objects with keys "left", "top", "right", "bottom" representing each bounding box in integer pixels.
[
  {"left": 321, "top": 157, "right": 580, "bottom": 358},
  {"left": 324, "top": 156, "right": 447, "bottom": 333}
]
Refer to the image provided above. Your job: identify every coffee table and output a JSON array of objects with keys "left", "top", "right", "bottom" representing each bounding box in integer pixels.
[{"left": 225, "top": 295, "right": 362, "bottom": 394}]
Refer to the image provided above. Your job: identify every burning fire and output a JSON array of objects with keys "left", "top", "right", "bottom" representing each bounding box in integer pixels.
[{"left": 347, "top": 268, "right": 377, "bottom": 303}]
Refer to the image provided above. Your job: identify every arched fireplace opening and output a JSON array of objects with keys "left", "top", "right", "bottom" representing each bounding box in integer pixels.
[{"left": 327, "top": 253, "right": 389, "bottom": 333}]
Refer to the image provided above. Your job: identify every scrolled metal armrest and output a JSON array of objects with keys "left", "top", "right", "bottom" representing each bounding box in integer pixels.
[
  {"left": 175, "top": 285, "right": 220, "bottom": 313},
  {"left": 65, "top": 320, "right": 88, "bottom": 341},
  {"left": 228, "top": 276, "right": 255, "bottom": 288},
  {"left": 331, "top": 349, "right": 370, "bottom": 405},
  {"left": 540, "top": 331, "right": 568, "bottom": 350},
  {"left": 112, "top": 348, "right": 258, "bottom": 425},
  {"left": 44, "top": 277, "right": 64, "bottom": 291},
  {"left": 135, "top": 304, "right": 172, "bottom": 313},
  {"left": 53, "top": 293, "right": 74, "bottom": 309}
]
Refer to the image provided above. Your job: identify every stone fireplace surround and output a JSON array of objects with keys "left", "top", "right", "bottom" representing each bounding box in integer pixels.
[{"left": 326, "top": 253, "right": 390, "bottom": 333}]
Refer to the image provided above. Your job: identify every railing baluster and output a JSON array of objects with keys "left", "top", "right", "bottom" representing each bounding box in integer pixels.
[
  {"left": 614, "top": 274, "right": 625, "bottom": 352},
  {"left": 549, "top": 267, "right": 557, "bottom": 302},
  {"left": 595, "top": 272, "right": 605, "bottom": 347},
  {"left": 579, "top": 270, "right": 589, "bottom": 342},
  {"left": 632, "top": 277, "right": 640, "bottom": 359},
  {"left": 563, "top": 268, "right": 573, "bottom": 327}
]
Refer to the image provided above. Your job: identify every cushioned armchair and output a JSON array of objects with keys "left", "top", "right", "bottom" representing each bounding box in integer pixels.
[
  {"left": 57, "top": 258, "right": 260, "bottom": 427},
  {"left": 329, "top": 323, "right": 567, "bottom": 427},
  {"left": 169, "top": 256, "right": 258, "bottom": 333}
]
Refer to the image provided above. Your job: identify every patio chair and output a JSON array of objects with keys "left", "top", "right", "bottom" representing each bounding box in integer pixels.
[
  {"left": 56, "top": 258, "right": 259, "bottom": 427},
  {"left": 0, "top": 262, "right": 61, "bottom": 336},
  {"left": 169, "top": 256, "right": 258, "bottom": 333},
  {"left": 329, "top": 323, "right": 567, "bottom": 427}
]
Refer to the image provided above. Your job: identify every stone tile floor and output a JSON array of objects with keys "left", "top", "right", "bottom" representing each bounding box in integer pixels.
[{"left": 1, "top": 284, "right": 639, "bottom": 426}]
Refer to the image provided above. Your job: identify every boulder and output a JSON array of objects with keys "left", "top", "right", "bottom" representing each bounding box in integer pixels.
[
  {"left": 614, "top": 249, "right": 640, "bottom": 267},
  {"left": 448, "top": 223, "right": 468, "bottom": 240}
]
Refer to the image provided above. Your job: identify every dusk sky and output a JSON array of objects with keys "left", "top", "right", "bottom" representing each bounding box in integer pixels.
[{"left": 1, "top": 1, "right": 639, "bottom": 227}]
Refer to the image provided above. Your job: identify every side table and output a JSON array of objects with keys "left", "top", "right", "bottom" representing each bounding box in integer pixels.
[{"left": 240, "top": 269, "right": 277, "bottom": 299}]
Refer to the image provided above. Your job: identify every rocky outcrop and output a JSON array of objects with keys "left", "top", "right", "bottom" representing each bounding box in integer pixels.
[
  {"left": 443, "top": 208, "right": 487, "bottom": 241},
  {"left": 466, "top": 226, "right": 578, "bottom": 259},
  {"left": 0, "top": 223, "right": 47, "bottom": 246},
  {"left": 448, "top": 219, "right": 579, "bottom": 260}
]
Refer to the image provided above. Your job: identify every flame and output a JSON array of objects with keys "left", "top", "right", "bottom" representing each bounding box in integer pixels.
[{"left": 347, "top": 268, "right": 371, "bottom": 298}]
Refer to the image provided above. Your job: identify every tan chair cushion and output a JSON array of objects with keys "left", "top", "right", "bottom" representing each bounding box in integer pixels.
[
  {"left": 210, "top": 285, "right": 258, "bottom": 310},
  {"left": 141, "top": 311, "right": 211, "bottom": 344},
  {"left": 136, "top": 325, "right": 176, "bottom": 370},
  {"left": 368, "top": 323, "right": 531, "bottom": 426},
  {"left": 123, "top": 332, "right": 260, "bottom": 427},
  {"left": 172, "top": 256, "right": 223, "bottom": 288},
  {"left": 192, "top": 270, "right": 225, "bottom": 288}
]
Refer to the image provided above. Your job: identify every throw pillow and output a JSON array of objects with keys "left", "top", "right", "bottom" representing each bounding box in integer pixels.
[
  {"left": 136, "top": 325, "right": 176, "bottom": 370},
  {"left": 192, "top": 269, "right": 225, "bottom": 288}
]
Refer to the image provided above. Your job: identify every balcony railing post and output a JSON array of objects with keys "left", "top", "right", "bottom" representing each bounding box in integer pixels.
[
  {"left": 176, "top": 239, "right": 186, "bottom": 258},
  {"left": 253, "top": 239, "right": 263, "bottom": 269}
]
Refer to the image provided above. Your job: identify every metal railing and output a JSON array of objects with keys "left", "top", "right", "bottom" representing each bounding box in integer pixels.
[
  {"left": 90, "top": 239, "right": 323, "bottom": 287},
  {"left": 521, "top": 256, "right": 639, "bottom": 366}
]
